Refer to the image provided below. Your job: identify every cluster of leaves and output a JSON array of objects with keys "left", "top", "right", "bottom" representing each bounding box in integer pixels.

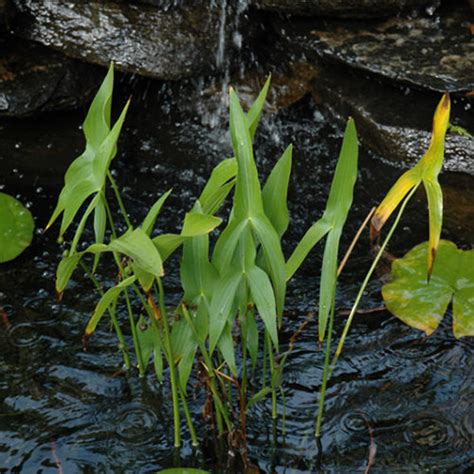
[{"left": 49, "top": 65, "right": 358, "bottom": 448}]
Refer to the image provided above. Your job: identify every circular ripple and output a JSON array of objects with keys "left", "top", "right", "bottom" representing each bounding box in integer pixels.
[
  {"left": 340, "top": 412, "right": 372, "bottom": 434},
  {"left": 8, "top": 322, "right": 40, "bottom": 348},
  {"left": 100, "top": 402, "right": 158, "bottom": 445},
  {"left": 404, "top": 413, "right": 454, "bottom": 454}
]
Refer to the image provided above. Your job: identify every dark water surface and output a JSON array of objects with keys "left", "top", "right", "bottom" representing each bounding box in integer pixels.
[{"left": 0, "top": 89, "right": 472, "bottom": 473}]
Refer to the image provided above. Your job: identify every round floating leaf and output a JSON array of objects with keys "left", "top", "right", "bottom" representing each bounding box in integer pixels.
[
  {"left": 0, "top": 192, "right": 34, "bottom": 263},
  {"left": 383, "top": 240, "right": 474, "bottom": 339}
]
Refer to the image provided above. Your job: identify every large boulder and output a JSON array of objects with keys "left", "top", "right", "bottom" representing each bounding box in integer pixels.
[
  {"left": 310, "top": 63, "right": 474, "bottom": 176},
  {"left": 10, "top": 0, "right": 244, "bottom": 80},
  {"left": 0, "top": 38, "right": 102, "bottom": 117},
  {"left": 251, "top": 0, "right": 438, "bottom": 18},
  {"left": 270, "top": 3, "right": 473, "bottom": 93}
]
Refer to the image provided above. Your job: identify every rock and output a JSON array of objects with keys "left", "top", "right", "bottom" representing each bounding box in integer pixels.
[
  {"left": 271, "top": 3, "right": 473, "bottom": 93},
  {"left": 10, "top": 0, "right": 244, "bottom": 80},
  {"left": 0, "top": 38, "right": 102, "bottom": 117},
  {"left": 251, "top": 0, "right": 438, "bottom": 18},
  {"left": 310, "top": 63, "right": 474, "bottom": 175}
]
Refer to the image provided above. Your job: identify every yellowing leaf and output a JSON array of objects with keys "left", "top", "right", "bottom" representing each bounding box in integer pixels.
[{"left": 371, "top": 93, "right": 451, "bottom": 278}]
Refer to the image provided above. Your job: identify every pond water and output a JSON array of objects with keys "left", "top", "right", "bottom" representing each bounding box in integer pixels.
[{"left": 0, "top": 82, "right": 472, "bottom": 473}]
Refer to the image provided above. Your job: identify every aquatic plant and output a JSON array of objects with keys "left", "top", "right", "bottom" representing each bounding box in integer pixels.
[
  {"left": 48, "top": 65, "right": 358, "bottom": 453},
  {"left": 0, "top": 192, "right": 34, "bottom": 263}
]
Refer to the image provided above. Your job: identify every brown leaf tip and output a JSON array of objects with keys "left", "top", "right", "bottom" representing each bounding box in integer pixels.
[{"left": 441, "top": 92, "right": 450, "bottom": 109}]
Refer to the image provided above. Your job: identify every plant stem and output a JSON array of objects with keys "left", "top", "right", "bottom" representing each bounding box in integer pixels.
[
  {"left": 79, "top": 260, "right": 131, "bottom": 369},
  {"left": 107, "top": 171, "right": 132, "bottom": 229},
  {"left": 156, "top": 279, "right": 181, "bottom": 448},
  {"left": 124, "top": 287, "right": 145, "bottom": 376},
  {"left": 181, "top": 305, "right": 232, "bottom": 434},
  {"left": 315, "top": 290, "right": 336, "bottom": 438},
  {"left": 262, "top": 332, "right": 268, "bottom": 390},
  {"left": 179, "top": 385, "right": 198, "bottom": 447},
  {"left": 70, "top": 195, "right": 98, "bottom": 254},
  {"left": 331, "top": 184, "right": 419, "bottom": 371},
  {"left": 266, "top": 332, "right": 277, "bottom": 419}
]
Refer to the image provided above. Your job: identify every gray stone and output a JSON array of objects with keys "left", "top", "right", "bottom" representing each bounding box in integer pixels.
[
  {"left": 0, "top": 38, "right": 102, "bottom": 117},
  {"left": 11, "top": 0, "right": 241, "bottom": 80},
  {"left": 252, "top": 0, "right": 437, "bottom": 18},
  {"left": 310, "top": 63, "right": 474, "bottom": 175},
  {"left": 271, "top": 3, "right": 473, "bottom": 93}
]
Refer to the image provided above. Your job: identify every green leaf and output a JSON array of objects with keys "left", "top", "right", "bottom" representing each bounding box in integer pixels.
[
  {"left": 0, "top": 192, "right": 34, "bottom": 263},
  {"left": 47, "top": 64, "right": 130, "bottom": 237},
  {"left": 56, "top": 253, "right": 83, "bottom": 293},
  {"left": 247, "top": 265, "right": 278, "bottom": 350},
  {"left": 247, "top": 75, "right": 271, "bottom": 140},
  {"left": 246, "top": 386, "right": 271, "bottom": 411},
  {"left": 92, "top": 194, "right": 107, "bottom": 271},
  {"left": 171, "top": 318, "right": 197, "bottom": 391},
  {"left": 181, "top": 212, "right": 222, "bottom": 237},
  {"left": 262, "top": 144, "right": 292, "bottom": 237},
  {"left": 209, "top": 271, "right": 242, "bottom": 353},
  {"left": 136, "top": 315, "right": 162, "bottom": 376},
  {"left": 212, "top": 219, "right": 249, "bottom": 274},
  {"left": 109, "top": 227, "right": 163, "bottom": 278},
  {"left": 229, "top": 88, "right": 264, "bottom": 219},
  {"left": 141, "top": 189, "right": 172, "bottom": 236},
  {"left": 218, "top": 323, "right": 237, "bottom": 376},
  {"left": 243, "top": 310, "right": 258, "bottom": 370},
  {"left": 85, "top": 275, "right": 137, "bottom": 336},
  {"left": 198, "top": 158, "right": 237, "bottom": 215},
  {"left": 423, "top": 178, "right": 443, "bottom": 280},
  {"left": 251, "top": 215, "right": 286, "bottom": 318},
  {"left": 383, "top": 240, "right": 474, "bottom": 339},
  {"left": 318, "top": 228, "right": 341, "bottom": 341},
  {"left": 285, "top": 219, "right": 331, "bottom": 281},
  {"left": 153, "top": 233, "right": 185, "bottom": 262}
]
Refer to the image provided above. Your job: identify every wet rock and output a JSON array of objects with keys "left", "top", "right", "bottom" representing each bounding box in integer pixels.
[
  {"left": 251, "top": 0, "right": 437, "bottom": 18},
  {"left": 0, "top": 38, "right": 102, "bottom": 117},
  {"left": 310, "top": 63, "right": 474, "bottom": 175},
  {"left": 11, "top": 0, "right": 243, "bottom": 80},
  {"left": 271, "top": 4, "right": 473, "bottom": 93}
]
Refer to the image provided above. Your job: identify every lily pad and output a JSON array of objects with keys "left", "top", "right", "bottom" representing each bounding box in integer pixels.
[
  {"left": 0, "top": 192, "right": 34, "bottom": 263},
  {"left": 383, "top": 240, "right": 474, "bottom": 339}
]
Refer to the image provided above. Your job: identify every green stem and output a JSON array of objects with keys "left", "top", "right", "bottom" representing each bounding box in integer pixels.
[
  {"left": 266, "top": 332, "right": 277, "bottom": 419},
  {"left": 70, "top": 195, "right": 98, "bottom": 254},
  {"left": 331, "top": 184, "right": 419, "bottom": 371},
  {"left": 124, "top": 288, "right": 145, "bottom": 376},
  {"left": 181, "top": 305, "right": 232, "bottom": 434},
  {"left": 262, "top": 332, "right": 268, "bottom": 390},
  {"left": 179, "top": 385, "right": 198, "bottom": 447},
  {"left": 156, "top": 279, "right": 181, "bottom": 448},
  {"left": 107, "top": 170, "right": 132, "bottom": 229},
  {"left": 315, "top": 291, "right": 336, "bottom": 438},
  {"left": 79, "top": 260, "right": 131, "bottom": 369}
]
